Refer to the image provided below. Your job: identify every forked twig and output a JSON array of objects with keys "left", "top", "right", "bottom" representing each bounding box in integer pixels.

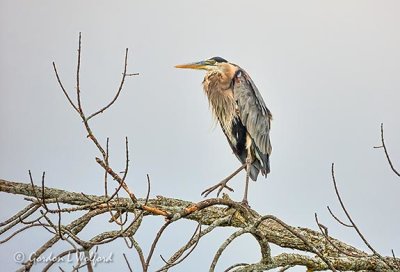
[
  {"left": 314, "top": 213, "right": 364, "bottom": 258},
  {"left": 330, "top": 163, "right": 394, "bottom": 269},
  {"left": 157, "top": 223, "right": 202, "bottom": 271},
  {"left": 144, "top": 222, "right": 172, "bottom": 271},
  {"left": 86, "top": 48, "right": 130, "bottom": 121}
]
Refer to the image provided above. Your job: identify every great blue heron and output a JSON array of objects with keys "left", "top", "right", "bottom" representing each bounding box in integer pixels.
[{"left": 175, "top": 57, "right": 272, "bottom": 205}]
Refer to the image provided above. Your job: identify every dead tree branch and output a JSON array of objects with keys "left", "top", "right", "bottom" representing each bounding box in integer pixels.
[
  {"left": 1, "top": 178, "right": 399, "bottom": 271},
  {"left": 1, "top": 34, "right": 399, "bottom": 271}
]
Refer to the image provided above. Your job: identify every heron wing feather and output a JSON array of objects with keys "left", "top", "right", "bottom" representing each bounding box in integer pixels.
[{"left": 233, "top": 69, "right": 272, "bottom": 156}]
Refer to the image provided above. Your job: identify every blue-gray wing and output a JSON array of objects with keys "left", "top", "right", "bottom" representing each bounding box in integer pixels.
[{"left": 233, "top": 69, "right": 272, "bottom": 157}]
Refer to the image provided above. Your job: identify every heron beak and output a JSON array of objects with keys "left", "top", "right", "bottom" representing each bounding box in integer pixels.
[{"left": 175, "top": 61, "right": 210, "bottom": 70}]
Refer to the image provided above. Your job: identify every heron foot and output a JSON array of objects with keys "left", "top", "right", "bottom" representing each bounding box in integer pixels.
[
  {"left": 201, "top": 164, "right": 246, "bottom": 198},
  {"left": 240, "top": 198, "right": 250, "bottom": 208},
  {"left": 201, "top": 178, "right": 234, "bottom": 198}
]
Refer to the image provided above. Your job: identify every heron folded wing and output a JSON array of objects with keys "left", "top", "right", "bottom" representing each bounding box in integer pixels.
[{"left": 232, "top": 69, "right": 272, "bottom": 156}]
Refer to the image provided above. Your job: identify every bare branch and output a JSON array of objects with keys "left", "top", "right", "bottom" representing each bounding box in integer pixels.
[
  {"left": 326, "top": 205, "right": 353, "bottom": 227},
  {"left": 52, "top": 62, "right": 79, "bottom": 113},
  {"left": 123, "top": 253, "right": 133, "bottom": 272},
  {"left": 374, "top": 123, "right": 400, "bottom": 177},
  {"left": 330, "top": 163, "right": 394, "bottom": 269},
  {"left": 158, "top": 216, "right": 231, "bottom": 272},
  {"left": 4, "top": 37, "right": 400, "bottom": 271},
  {"left": 224, "top": 263, "right": 248, "bottom": 272},
  {"left": 145, "top": 221, "right": 171, "bottom": 271},
  {"left": 210, "top": 228, "right": 251, "bottom": 271},
  {"left": 0, "top": 204, "right": 38, "bottom": 235},
  {"left": 315, "top": 213, "right": 364, "bottom": 258},
  {"left": 157, "top": 223, "right": 202, "bottom": 271},
  {"left": 86, "top": 48, "right": 130, "bottom": 121}
]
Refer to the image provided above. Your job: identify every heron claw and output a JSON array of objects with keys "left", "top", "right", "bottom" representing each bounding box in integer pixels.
[
  {"left": 241, "top": 199, "right": 250, "bottom": 208},
  {"left": 201, "top": 179, "right": 234, "bottom": 198}
]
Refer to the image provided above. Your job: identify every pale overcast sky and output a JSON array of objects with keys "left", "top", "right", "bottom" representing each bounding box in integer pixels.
[{"left": 1, "top": 1, "right": 399, "bottom": 271}]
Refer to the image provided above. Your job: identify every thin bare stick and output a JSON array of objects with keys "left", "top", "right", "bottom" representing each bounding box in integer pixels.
[
  {"left": 123, "top": 253, "right": 133, "bottom": 272},
  {"left": 18, "top": 210, "right": 46, "bottom": 225},
  {"left": 145, "top": 221, "right": 172, "bottom": 271},
  {"left": 86, "top": 48, "right": 129, "bottom": 121},
  {"left": 56, "top": 199, "right": 65, "bottom": 240},
  {"left": 41, "top": 172, "right": 48, "bottom": 211},
  {"left": 253, "top": 214, "right": 336, "bottom": 272},
  {"left": 28, "top": 171, "right": 49, "bottom": 211},
  {"left": 0, "top": 224, "right": 48, "bottom": 243},
  {"left": 210, "top": 228, "right": 250, "bottom": 271},
  {"left": 42, "top": 248, "right": 80, "bottom": 272},
  {"left": 157, "top": 223, "right": 202, "bottom": 271},
  {"left": 158, "top": 216, "right": 231, "bottom": 272},
  {"left": 52, "top": 63, "right": 79, "bottom": 113},
  {"left": 104, "top": 137, "right": 109, "bottom": 197},
  {"left": 315, "top": 213, "right": 364, "bottom": 258},
  {"left": 0, "top": 203, "right": 36, "bottom": 227},
  {"left": 326, "top": 206, "right": 352, "bottom": 228},
  {"left": 331, "top": 163, "right": 393, "bottom": 269},
  {"left": 224, "top": 263, "right": 249, "bottom": 272},
  {"left": 84, "top": 250, "right": 94, "bottom": 272},
  {"left": 96, "top": 157, "right": 137, "bottom": 202},
  {"left": 76, "top": 32, "right": 83, "bottom": 114},
  {"left": 130, "top": 237, "right": 146, "bottom": 271},
  {"left": 374, "top": 123, "right": 400, "bottom": 177},
  {"left": 0, "top": 204, "right": 39, "bottom": 235}
]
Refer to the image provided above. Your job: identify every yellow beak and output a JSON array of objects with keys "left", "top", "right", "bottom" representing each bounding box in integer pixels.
[{"left": 175, "top": 60, "right": 210, "bottom": 70}]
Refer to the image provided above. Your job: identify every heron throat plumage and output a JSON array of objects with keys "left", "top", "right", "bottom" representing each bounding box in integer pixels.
[{"left": 202, "top": 64, "right": 239, "bottom": 134}]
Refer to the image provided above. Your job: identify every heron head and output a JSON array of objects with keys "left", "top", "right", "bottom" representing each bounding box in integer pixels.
[{"left": 175, "top": 56, "right": 228, "bottom": 71}]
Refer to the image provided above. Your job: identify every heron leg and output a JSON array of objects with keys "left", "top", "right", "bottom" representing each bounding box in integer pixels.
[
  {"left": 201, "top": 164, "right": 246, "bottom": 198},
  {"left": 241, "top": 158, "right": 252, "bottom": 207}
]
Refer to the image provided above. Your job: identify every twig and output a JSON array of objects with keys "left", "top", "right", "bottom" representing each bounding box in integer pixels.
[
  {"left": 314, "top": 213, "right": 364, "bottom": 258},
  {"left": 76, "top": 32, "right": 83, "bottom": 115},
  {"left": 326, "top": 206, "right": 352, "bottom": 227},
  {"left": 330, "top": 163, "right": 393, "bottom": 269},
  {"left": 52, "top": 63, "right": 79, "bottom": 113},
  {"left": 96, "top": 157, "right": 137, "bottom": 202},
  {"left": 18, "top": 210, "right": 46, "bottom": 225},
  {"left": 104, "top": 137, "right": 109, "bottom": 197},
  {"left": 0, "top": 203, "right": 36, "bottom": 227},
  {"left": 224, "top": 263, "right": 248, "bottom": 272},
  {"left": 0, "top": 204, "right": 39, "bottom": 235},
  {"left": 158, "top": 216, "right": 231, "bottom": 272},
  {"left": 56, "top": 199, "right": 65, "bottom": 240},
  {"left": 158, "top": 223, "right": 202, "bottom": 271},
  {"left": 123, "top": 253, "right": 133, "bottom": 272},
  {"left": 131, "top": 237, "right": 146, "bottom": 271},
  {"left": 253, "top": 215, "right": 336, "bottom": 272},
  {"left": 374, "top": 123, "right": 400, "bottom": 177},
  {"left": 28, "top": 171, "right": 49, "bottom": 211},
  {"left": 42, "top": 248, "right": 80, "bottom": 272},
  {"left": 145, "top": 221, "right": 172, "bottom": 271},
  {"left": 0, "top": 224, "right": 48, "bottom": 244},
  {"left": 86, "top": 48, "right": 130, "bottom": 121},
  {"left": 210, "top": 228, "right": 250, "bottom": 271},
  {"left": 84, "top": 250, "right": 94, "bottom": 272}
]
